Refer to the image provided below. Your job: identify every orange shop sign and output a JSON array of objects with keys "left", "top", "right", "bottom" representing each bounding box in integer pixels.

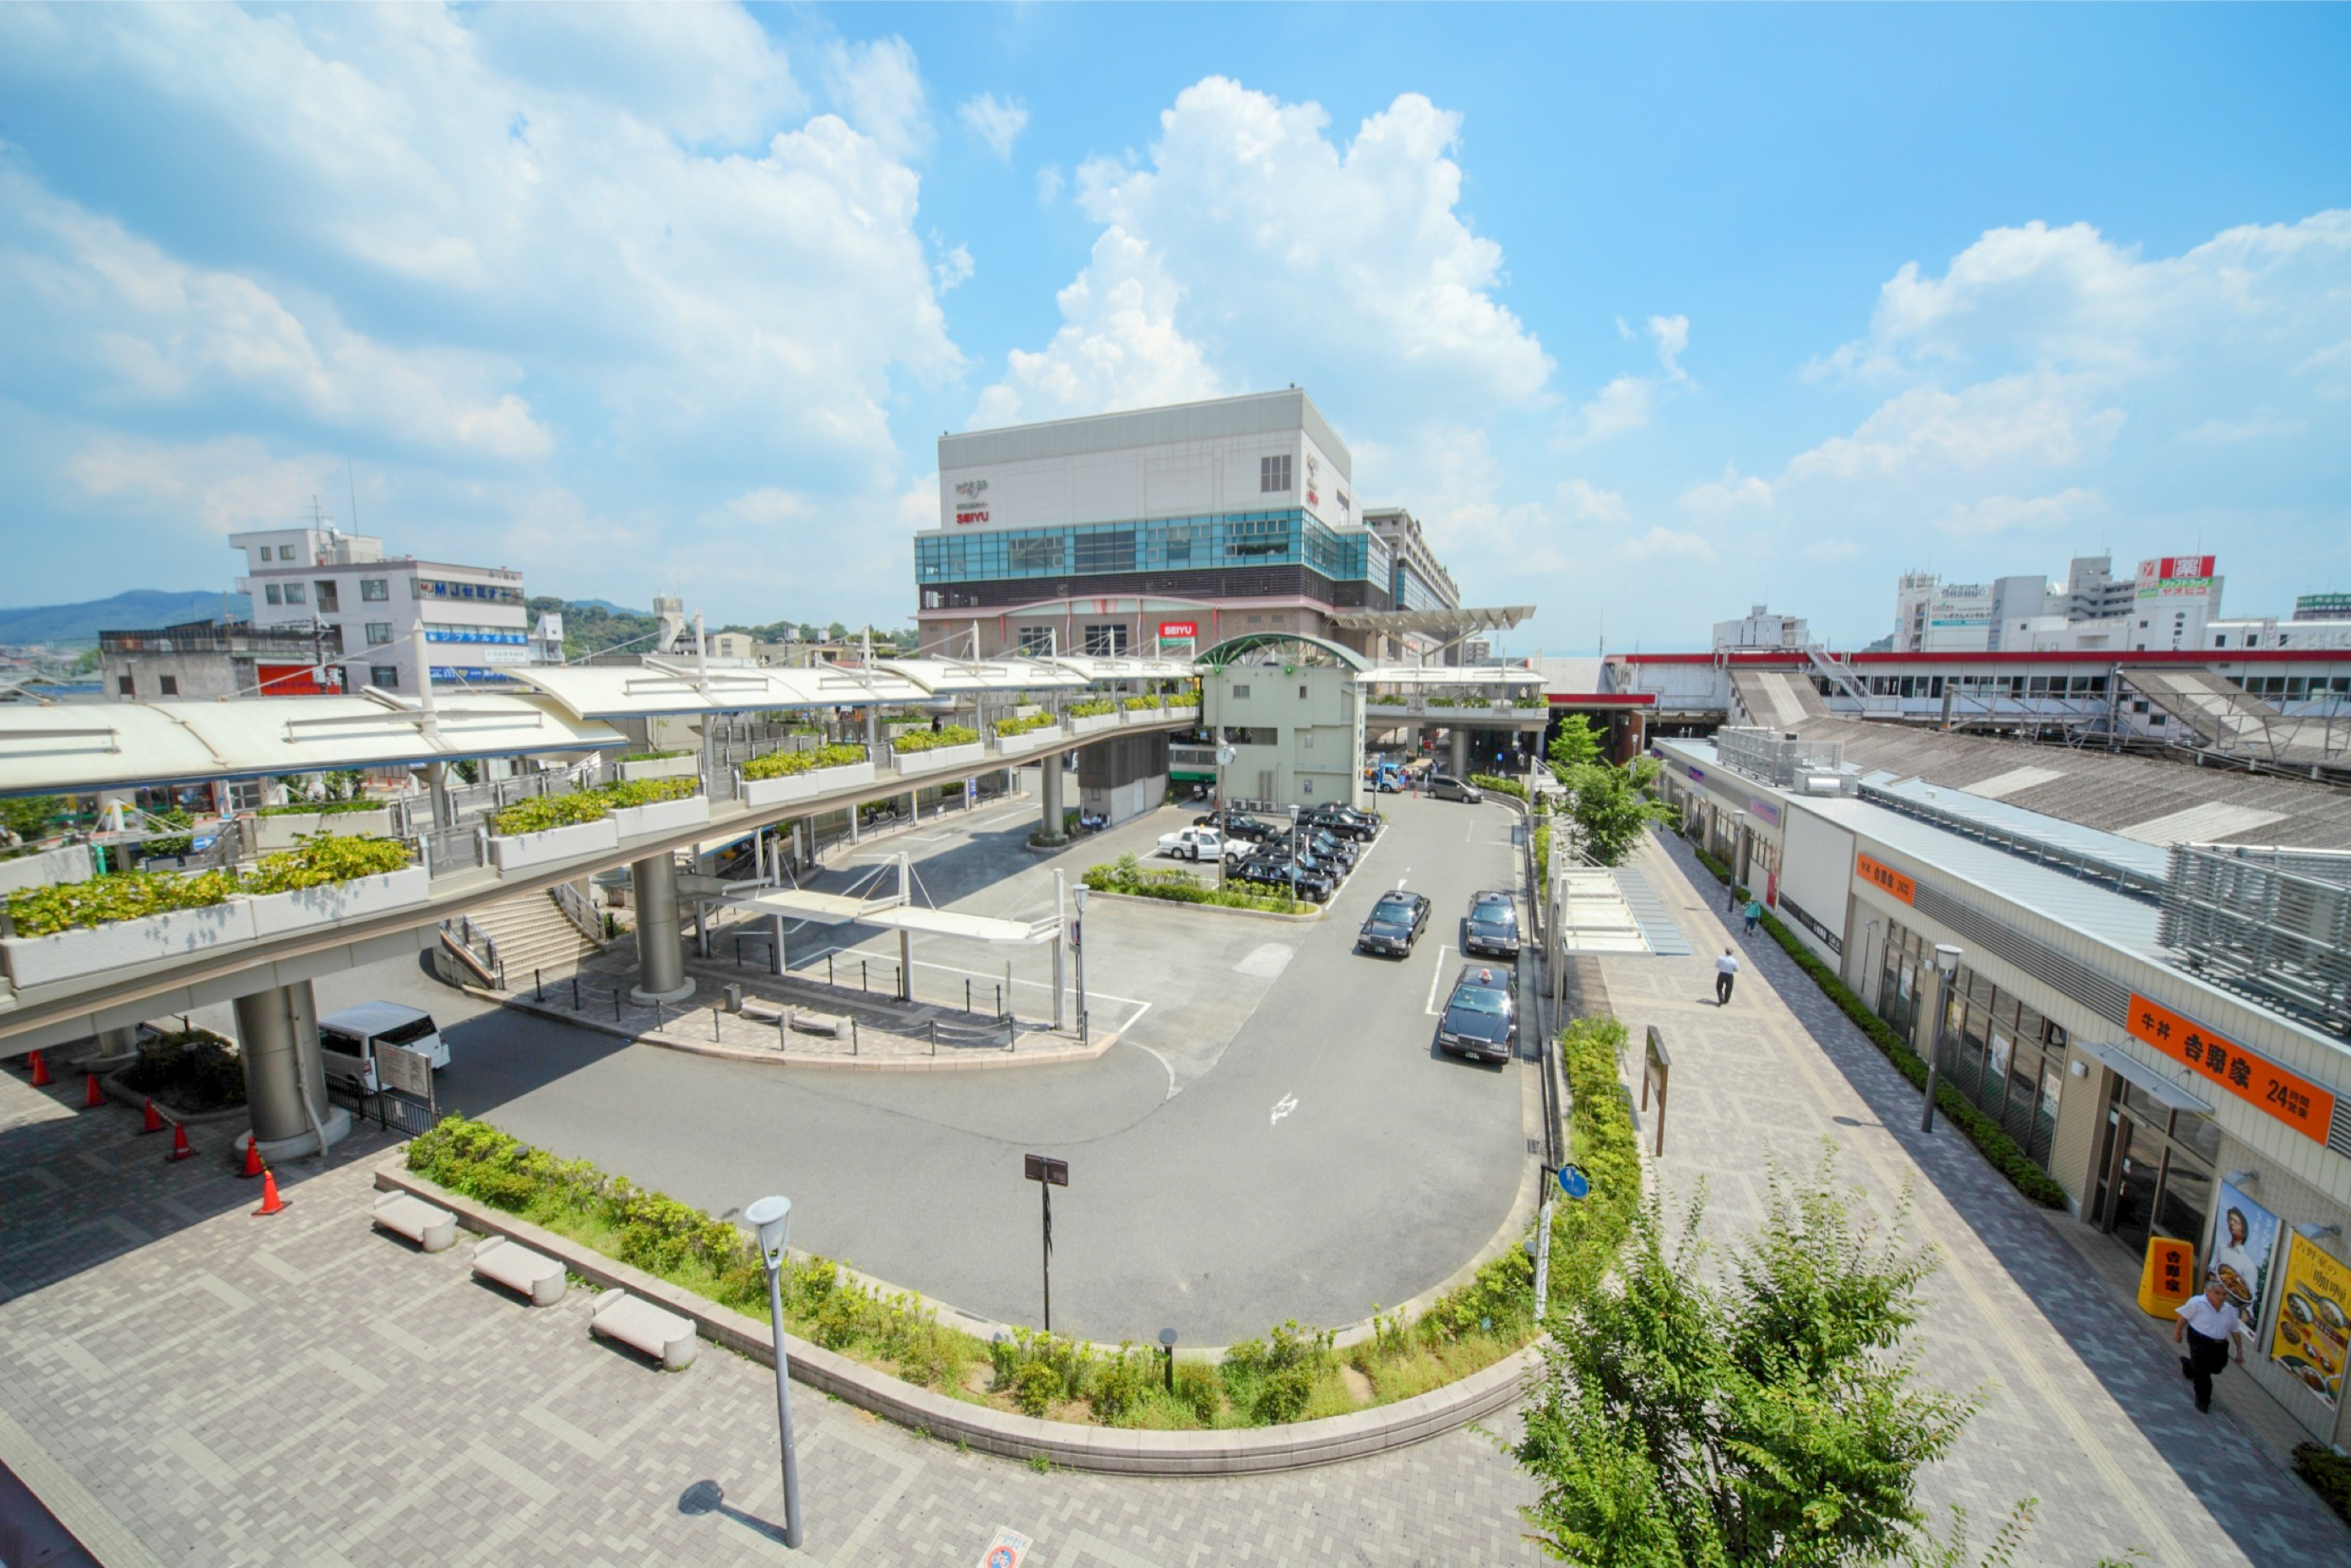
[
  {"left": 2126, "top": 992, "right": 2337, "bottom": 1148},
  {"left": 1856, "top": 854, "right": 1915, "bottom": 905}
]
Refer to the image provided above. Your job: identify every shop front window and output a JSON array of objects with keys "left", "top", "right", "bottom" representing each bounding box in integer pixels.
[{"left": 2096, "top": 1077, "right": 2214, "bottom": 1264}]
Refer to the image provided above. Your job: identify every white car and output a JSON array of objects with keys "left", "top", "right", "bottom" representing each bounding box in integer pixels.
[{"left": 1157, "top": 827, "right": 1245, "bottom": 864}]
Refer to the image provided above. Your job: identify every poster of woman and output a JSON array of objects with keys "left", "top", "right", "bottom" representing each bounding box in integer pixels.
[{"left": 2208, "top": 1180, "right": 2280, "bottom": 1323}]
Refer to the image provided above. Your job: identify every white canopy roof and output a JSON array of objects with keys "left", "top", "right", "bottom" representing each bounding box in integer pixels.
[
  {"left": 874, "top": 656, "right": 1091, "bottom": 694},
  {"left": 506, "top": 659, "right": 933, "bottom": 720},
  {"left": 1363, "top": 665, "right": 1546, "bottom": 687},
  {"left": 0, "top": 692, "right": 627, "bottom": 795},
  {"left": 735, "top": 887, "right": 1057, "bottom": 944},
  {"left": 736, "top": 888, "right": 878, "bottom": 926}
]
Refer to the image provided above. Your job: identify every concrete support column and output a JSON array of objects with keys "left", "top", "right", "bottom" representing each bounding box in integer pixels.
[
  {"left": 234, "top": 979, "right": 349, "bottom": 1157},
  {"left": 1450, "top": 727, "right": 1469, "bottom": 777},
  {"left": 97, "top": 1025, "right": 141, "bottom": 1059},
  {"left": 1040, "top": 755, "right": 1065, "bottom": 839},
  {"left": 629, "top": 854, "right": 696, "bottom": 1003}
]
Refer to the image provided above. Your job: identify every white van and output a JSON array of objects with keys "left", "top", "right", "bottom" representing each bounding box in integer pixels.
[{"left": 318, "top": 1002, "right": 447, "bottom": 1093}]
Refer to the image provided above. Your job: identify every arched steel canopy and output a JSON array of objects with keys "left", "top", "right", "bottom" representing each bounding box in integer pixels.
[
  {"left": 0, "top": 691, "right": 627, "bottom": 796},
  {"left": 504, "top": 659, "right": 933, "bottom": 722},
  {"left": 1197, "top": 632, "right": 1374, "bottom": 672}
]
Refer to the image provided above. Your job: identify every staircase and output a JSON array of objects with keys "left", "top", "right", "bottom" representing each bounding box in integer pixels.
[{"left": 443, "top": 886, "right": 607, "bottom": 987}]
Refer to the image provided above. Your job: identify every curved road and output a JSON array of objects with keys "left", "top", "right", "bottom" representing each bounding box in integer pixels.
[{"left": 269, "top": 792, "right": 1536, "bottom": 1347}]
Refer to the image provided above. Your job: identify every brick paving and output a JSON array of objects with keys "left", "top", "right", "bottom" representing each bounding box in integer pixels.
[
  {"left": 1621, "top": 827, "right": 2350, "bottom": 1566},
  {"left": 0, "top": 1072, "right": 1543, "bottom": 1566}
]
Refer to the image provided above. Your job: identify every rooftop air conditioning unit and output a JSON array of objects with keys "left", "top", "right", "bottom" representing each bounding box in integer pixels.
[{"left": 1802, "top": 774, "right": 1843, "bottom": 795}]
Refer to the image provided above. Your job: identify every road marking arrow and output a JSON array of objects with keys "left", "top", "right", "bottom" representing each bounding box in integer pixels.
[{"left": 1269, "top": 1093, "right": 1297, "bottom": 1128}]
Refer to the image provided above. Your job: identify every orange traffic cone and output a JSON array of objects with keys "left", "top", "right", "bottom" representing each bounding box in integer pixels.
[
  {"left": 27, "top": 1050, "right": 49, "bottom": 1087},
  {"left": 83, "top": 1073, "right": 105, "bottom": 1110},
  {"left": 252, "top": 1167, "right": 287, "bottom": 1217},
  {"left": 166, "top": 1122, "right": 194, "bottom": 1162},
  {"left": 238, "top": 1138, "right": 265, "bottom": 1179},
  {"left": 140, "top": 1099, "right": 165, "bottom": 1134}
]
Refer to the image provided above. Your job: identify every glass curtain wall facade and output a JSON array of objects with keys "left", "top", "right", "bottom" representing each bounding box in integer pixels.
[
  {"left": 916, "top": 508, "right": 1387, "bottom": 590},
  {"left": 1874, "top": 919, "right": 2071, "bottom": 1168}
]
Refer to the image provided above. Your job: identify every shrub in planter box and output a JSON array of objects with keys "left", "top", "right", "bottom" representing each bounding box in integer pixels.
[
  {"left": 254, "top": 806, "right": 395, "bottom": 849},
  {"left": 893, "top": 741, "right": 983, "bottom": 776},
  {"left": 3, "top": 899, "right": 257, "bottom": 988},
  {"left": 249, "top": 866, "right": 431, "bottom": 938},
  {"left": 617, "top": 752, "right": 700, "bottom": 783},
  {"left": 1068, "top": 710, "right": 1121, "bottom": 736},
  {"left": 489, "top": 817, "right": 620, "bottom": 871},
  {"left": 741, "top": 744, "right": 873, "bottom": 806},
  {"left": 610, "top": 794, "right": 711, "bottom": 839}
]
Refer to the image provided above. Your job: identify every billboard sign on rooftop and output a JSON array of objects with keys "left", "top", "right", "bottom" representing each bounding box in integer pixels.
[{"left": 2137, "top": 556, "right": 2218, "bottom": 598}]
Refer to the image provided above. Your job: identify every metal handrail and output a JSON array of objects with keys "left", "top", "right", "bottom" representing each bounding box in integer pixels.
[{"left": 551, "top": 882, "right": 606, "bottom": 945}]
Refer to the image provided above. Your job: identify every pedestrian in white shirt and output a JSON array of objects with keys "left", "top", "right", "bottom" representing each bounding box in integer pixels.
[
  {"left": 1714, "top": 948, "right": 1740, "bottom": 1006},
  {"left": 2174, "top": 1272, "right": 2245, "bottom": 1413}
]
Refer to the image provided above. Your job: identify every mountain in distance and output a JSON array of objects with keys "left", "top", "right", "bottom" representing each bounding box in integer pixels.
[
  {"left": 564, "top": 597, "right": 651, "bottom": 618},
  {"left": 0, "top": 589, "right": 252, "bottom": 648}
]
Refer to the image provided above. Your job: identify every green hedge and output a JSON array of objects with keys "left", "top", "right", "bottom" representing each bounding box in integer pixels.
[
  {"left": 892, "top": 725, "right": 980, "bottom": 753},
  {"left": 2294, "top": 1443, "right": 2351, "bottom": 1528},
  {"left": 1119, "top": 695, "right": 1162, "bottom": 711},
  {"left": 1080, "top": 861, "right": 1311, "bottom": 916},
  {"left": 1370, "top": 693, "right": 1407, "bottom": 706},
  {"left": 742, "top": 742, "right": 867, "bottom": 781},
  {"left": 256, "top": 798, "right": 383, "bottom": 817},
  {"left": 620, "top": 749, "right": 691, "bottom": 763},
  {"left": 1468, "top": 773, "right": 1528, "bottom": 801},
  {"left": 994, "top": 713, "right": 1056, "bottom": 737},
  {"left": 8, "top": 835, "right": 413, "bottom": 936},
  {"left": 1065, "top": 698, "right": 1116, "bottom": 718},
  {"left": 1683, "top": 834, "right": 2068, "bottom": 1207},
  {"left": 491, "top": 777, "right": 698, "bottom": 837}
]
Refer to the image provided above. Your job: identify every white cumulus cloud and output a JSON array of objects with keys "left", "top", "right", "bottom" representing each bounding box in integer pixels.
[{"left": 958, "top": 93, "right": 1029, "bottom": 161}]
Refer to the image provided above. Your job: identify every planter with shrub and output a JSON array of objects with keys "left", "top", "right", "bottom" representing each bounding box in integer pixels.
[
  {"left": 991, "top": 715, "right": 1062, "bottom": 756},
  {"left": 253, "top": 800, "right": 395, "bottom": 849},
  {"left": 617, "top": 751, "right": 700, "bottom": 783},
  {"left": 487, "top": 779, "right": 700, "bottom": 871},
  {"left": 891, "top": 727, "right": 983, "bottom": 776},
  {"left": 741, "top": 744, "right": 874, "bottom": 807}
]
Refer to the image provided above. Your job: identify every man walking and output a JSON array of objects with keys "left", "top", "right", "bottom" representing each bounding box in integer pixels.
[
  {"left": 2174, "top": 1272, "right": 2245, "bottom": 1413},
  {"left": 1744, "top": 895, "right": 1763, "bottom": 935},
  {"left": 1714, "top": 947, "right": 1740, "bottom": 1006}
]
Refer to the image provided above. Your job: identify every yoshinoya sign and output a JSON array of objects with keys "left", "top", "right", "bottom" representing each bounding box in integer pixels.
[
  {"left": 1855, "top": 853, "right": 1915, "bottom": 905},
  {"left": 2126, "top": 991, "right": 2342, "bottom": 1150}
]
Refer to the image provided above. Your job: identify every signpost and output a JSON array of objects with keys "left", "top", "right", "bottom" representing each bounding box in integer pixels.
[
  {"left": 1642, "top": 1025, "right": 1670, "bottom": 1157},
  {"left": 1023, "top": 1153, "right": 1068, "bottom": 1332}
]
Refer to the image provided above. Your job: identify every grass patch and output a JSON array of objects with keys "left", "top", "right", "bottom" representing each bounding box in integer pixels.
[
  {"left": 1682, "top": 833, "right": 2067, "bottom": 1207},
  {"left": 1080, "top": 859, "right": 1313, "bottom": 916}
]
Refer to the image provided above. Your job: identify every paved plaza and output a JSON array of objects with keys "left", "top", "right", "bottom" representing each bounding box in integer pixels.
[{"left": 1614, "top": 828, "right": 2351, "bottom": 1566}]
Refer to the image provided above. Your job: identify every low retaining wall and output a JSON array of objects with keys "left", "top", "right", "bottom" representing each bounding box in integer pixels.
[{"left": 374, "top": 1159, "right": 1538, "bottom": 1474}]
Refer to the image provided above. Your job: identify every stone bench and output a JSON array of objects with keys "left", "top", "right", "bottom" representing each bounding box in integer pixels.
[
  {"left": 371, "top": 1191, "right": 457, "bottom": 1253},
  {"left": 589, "top": 1289, "right": 698, "bottom": 1370},
  {"left": 471, "top": 1234, "right": 566, "bottom": 1306},
  {"left": 786, "top": 1008, "right": 846, "bottom": 1038}
]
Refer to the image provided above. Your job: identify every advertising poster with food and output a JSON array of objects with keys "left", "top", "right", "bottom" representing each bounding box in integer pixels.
[
  {"left": 2267, "top": 1232, "right": 2351, "bottom": 1407},
  {"left": 2207, "top": 1180, "right": 2280, "bottom": 1324}
]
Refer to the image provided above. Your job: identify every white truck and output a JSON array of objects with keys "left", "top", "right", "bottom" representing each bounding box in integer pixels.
[{"left": 1155, "top": 826, "right": 1246, "bottom": 865}]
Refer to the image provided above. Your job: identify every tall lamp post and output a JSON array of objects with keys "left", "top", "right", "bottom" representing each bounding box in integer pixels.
[
  {"left": 1071, "top": 883, "right": 1090, "bottom": 1045},
  {"left": 1919, "top": 944, "right": 1963, "bottom": 1134},
  {"left": 1214, "top": 735, "right": 1235, "bottom": 891},
  {"left": 744, "top": 1195, "right": 803, "bottom": 1549}
]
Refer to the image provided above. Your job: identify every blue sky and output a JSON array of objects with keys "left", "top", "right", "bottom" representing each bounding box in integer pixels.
[{"left": 2, "top": 4, "right": 2345, "bottom": 651}]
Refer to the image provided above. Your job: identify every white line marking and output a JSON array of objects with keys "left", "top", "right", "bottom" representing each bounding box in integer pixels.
[
  {"left": 1269, "top": 1093, "right": 1297, "bottom": 1127},
  {"left": 1424, "top": 943, "right": 1455, "bottom": 1015}
]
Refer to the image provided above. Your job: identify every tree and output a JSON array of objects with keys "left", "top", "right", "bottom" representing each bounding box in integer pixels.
[
  {"left": 1560, "top": 760, "right": 1670, "bottom": 867},
  {"left": 825, "top": 621, "right": 848, "bottom": 642},
  {"left": 1548, "top": 714, "right": 1604, "bottom": 775},
  {"left": 1513, "top": 1157, "right": 1980, "bottom": 1566},
  {"left": 0, "top": 795, "right": 66, "bottom": 844}
]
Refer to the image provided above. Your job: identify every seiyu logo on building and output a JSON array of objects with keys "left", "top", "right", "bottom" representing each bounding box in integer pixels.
[
  {"left": 1304, "top": 453, "right": 1320, "bottom": 509},
  {"left": 953, "top": 477, "right": 990, "bottom": 526}
]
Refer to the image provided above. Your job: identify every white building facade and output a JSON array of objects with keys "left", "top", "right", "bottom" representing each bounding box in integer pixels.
[{"left": 231, "top": 526, "right": 529, "bottom": 696}]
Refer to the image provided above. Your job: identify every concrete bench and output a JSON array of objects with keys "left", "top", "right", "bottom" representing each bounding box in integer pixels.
[
  {"left": 471, "top": 1234, "right": 567, "bottom": 1306},
  {"left": 786, "top": 1008, "right": 846, "bottom": 1038},
  {"left": 589, "top": 1290, "right": 698, "bottom": 1370},
  {"left": 372, "top": 1191, "right": 457, "bottom": 1254}
]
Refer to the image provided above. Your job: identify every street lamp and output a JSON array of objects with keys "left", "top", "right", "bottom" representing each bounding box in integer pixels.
[
  {"left": 1071, "top": 883, "right": 1090, "bottom": 1045},
  {"left": 1214, "top": 735, "right": 1235, "bottom": 891},
  {"left": 743, "top": 1195, "right": 803, "bottom": 1549},
  {"left": 1919, "top": 944, "right": 1963, "bottom": 1134},
  {"left": 1159, "top": 1327, "right": 1178, "bottom": 1392}
]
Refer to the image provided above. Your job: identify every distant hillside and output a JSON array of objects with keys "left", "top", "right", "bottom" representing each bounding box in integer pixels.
[{"left": 0, "top": 590, "right": 250, "bottom": 648}]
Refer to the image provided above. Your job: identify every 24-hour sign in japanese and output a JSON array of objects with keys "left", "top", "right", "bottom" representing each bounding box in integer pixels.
[
  {"left": 2126, "top": 992, "right": 2337, "bottom": 1148},
  {"left": 1855, "top": 854, "right": 1915, "bottom": 906}
]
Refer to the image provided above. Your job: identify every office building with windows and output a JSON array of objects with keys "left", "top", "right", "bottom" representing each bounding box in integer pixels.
[
  {"left": 916, "top": 390, "right": 1463, "bottom": 660},
  {"left": 231, "top": 524, "right": 529, "bottom": 694}
]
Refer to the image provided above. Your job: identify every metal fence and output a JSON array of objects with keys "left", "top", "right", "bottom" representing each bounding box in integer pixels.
[{"left": 2160, "top": 842, "right": 2351, "bottom": 1034}]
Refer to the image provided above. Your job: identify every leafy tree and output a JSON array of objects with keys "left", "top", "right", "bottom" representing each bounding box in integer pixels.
[
  {"left": 1547, "top": 714, "right": 1604, "bottom": 775},
  {"left": 68, "top": 647, "right": 101, "bottom": 675},
  {"left": 826, "top": 621, "right": 848, "bottom": 641},
  {"left": 1, "top": 795, "right": 67, "bottom": 844},
  {"left": 1560, "top": 760, "right": 1670, "bottom": 867},
  {"left": 1513, "top": 1156, "right": 1979, "bottom": 1566}
]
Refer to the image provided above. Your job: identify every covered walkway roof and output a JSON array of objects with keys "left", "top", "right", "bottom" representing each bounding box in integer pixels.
[
  {"left": 1198, "top": 632, "right": 1374, "bottom": 672},
  {"left": 1364, "top": 665, "right": 1545, "bottom": 687},
  {"left": 1325, "top": 606, "right": 1534, "bottom": 635},
  {"left": 734, "top": 887, "right": 1056, "bottom": 943},
  {"left": 506, "top": 660, "right": 934, "bottom": 722},
  {"left": 0, "top": 692, "right": 626, "bottom": 795}
]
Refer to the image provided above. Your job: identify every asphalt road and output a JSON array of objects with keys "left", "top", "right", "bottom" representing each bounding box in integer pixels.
[{"left": 208, "top": 789, "right": 1536, "bottom": 1346}]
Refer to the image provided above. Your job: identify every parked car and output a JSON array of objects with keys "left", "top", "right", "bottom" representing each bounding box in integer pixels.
[
  {"left": 1356, "top": 891, "right": 1431, "bottom": 957},
  {"left": 1235, "top": 856, "right": 1333, "bottom": 903},
  {"left": 1197, "top": 812, "right": 1281, "bottom": 843},
  {"left": 1464, "top": 893, "right": 1521, "bottom": 959},
  {"left": 1306, "top": 806, "right": 1380, "bottom": 840},
  {"left": 1304, "top": 828, "right": 1358, "bottom": 869},
  {"left": 1436, "top": 967, "right": 1516, "bottom": 1063},
  {"left": 1428, "top": 774, "right": 1484, "bottom": 804},
  {"left": 318, "top": 1001, "right": 447, "bottom": 1093},
  {"left": 1157, "top": 826, "right": 1245, "bottom": 864}
]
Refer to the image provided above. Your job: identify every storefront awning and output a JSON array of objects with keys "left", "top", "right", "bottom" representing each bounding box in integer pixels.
[{"left": 2074, "top": 1038, "right": 2213, "bottom": 1113}]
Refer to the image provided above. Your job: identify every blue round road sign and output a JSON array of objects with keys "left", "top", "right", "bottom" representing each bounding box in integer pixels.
[{"left": 1556, "top": 1164, "right": 1591, "bottom": 1201}]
